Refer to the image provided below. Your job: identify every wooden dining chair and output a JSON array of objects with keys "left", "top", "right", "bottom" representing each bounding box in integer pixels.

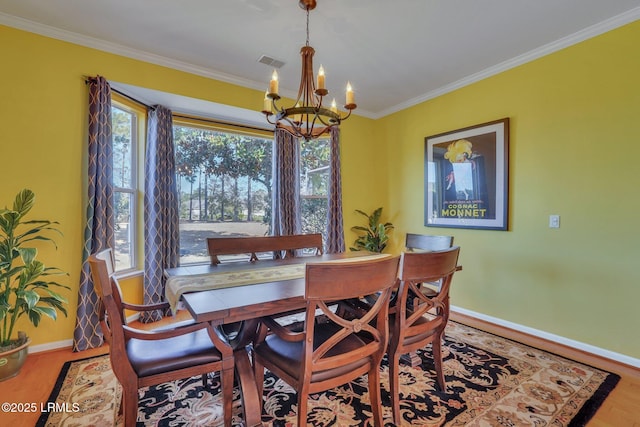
[
  {"left": 252, "top": 256, "right": 400, "bottom": 427},
  {"left": 88, "top": 249, "right": 235, "bottom": 427},
  {"left": 207, "top": 233, "right": 323, "bottom": 265},
  {"left": 405, "top": 233, "right": 454, "bottom": 252},
  {"left": 388, "top": 246, "right": 460, "bottom": 426},
  {"left": 404, "top": 233, "right": 454, "bottom": 295}
]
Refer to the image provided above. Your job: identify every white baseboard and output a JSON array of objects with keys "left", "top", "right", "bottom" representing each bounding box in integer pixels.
[
  {"left": 28, "top": 339, "right": 74, "bottom": 354},
  {"left": 28, "top": 313, "right": 141, "bottom": 354},
  {"left": 452, "top": 305, "right": 640, "bottom": 369},
  {"left": 27, "top": 307, "right": 640, "bottom": 369}
]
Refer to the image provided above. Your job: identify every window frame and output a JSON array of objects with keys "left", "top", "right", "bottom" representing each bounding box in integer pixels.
[
  {"left": 299, "top": 137, "right": 330, "bottom": 240},
  {"left": 108, "top": 104, "right": 332, "bottom": 268},
  {"left": 172, "top": 115, "right": 275, "bottom": 265},
  {"left": 111, "top": 94, "right": 145, "bottom": 273}
]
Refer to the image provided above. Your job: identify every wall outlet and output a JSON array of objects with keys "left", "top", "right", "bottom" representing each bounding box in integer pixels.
[{"left": 549, "top": 214, "right": 560, "bottom": 228}]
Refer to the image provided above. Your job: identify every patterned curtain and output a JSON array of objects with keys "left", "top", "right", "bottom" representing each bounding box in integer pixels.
[
  {"left": 142, "top": 105, "right": 180, "bottom": 322},
  {"left": 73, "top": 76, "right": 115, "bottom": 351},
  {"left": 325, "top": 126, "right": 345, "bottom": 253},
  {"left": 271, "top": 129, "right": 301, "bottom": 236}
]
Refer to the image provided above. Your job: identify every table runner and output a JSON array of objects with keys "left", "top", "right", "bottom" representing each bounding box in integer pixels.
[
  {"left": 166, "top": 264, "right": 305, "bottom": 313},
  {"left": 166, "top": 253, "right": 390, "bottom": 313}
]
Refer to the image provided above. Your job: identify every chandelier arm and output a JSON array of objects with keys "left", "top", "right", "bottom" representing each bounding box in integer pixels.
[
  {"left": 264, "top": 113, "right": 277, "bottom": 125},
  {"left": 277, "top": 124, "right": 300, "bottom": 140},
  {"left": 314, "top": 110, "right": 339, "bottom": 127},
  {"left": 337, "top": 108, "right": 353, "bottom": 121},
  {"left": 308, "top": 111, "right": 323, "bottom": 135},
  {"left": 277, "top": 121, "right": 330, "bottom": 140},
  {"left": 280, "top": 116, "right": 298, "bottom": 129},
  {"left": 301, "top": 46, "right": 316, "bottom": 107},
  {"left": 271, "top": 98, "right": 286, "bottom": 117}
]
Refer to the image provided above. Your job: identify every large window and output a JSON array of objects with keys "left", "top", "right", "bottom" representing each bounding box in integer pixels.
[
  {"left": 174, "top": 122, "right": 331, "bottom": 265},
  {"left": 174, "top": 123, "right": 273, "bottom": 264},
  {"left": 111, "top": 100, "right": 140, "bottom": 271},
  {"left": 109, "top": 93, "right": 330, "bottom": 269}
]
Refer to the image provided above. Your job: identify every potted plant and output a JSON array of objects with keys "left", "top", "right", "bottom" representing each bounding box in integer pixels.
[
  {"left": 0, "top": 189, "right": 68, "bottom": 381},
  {"left": 349, "top": 207, "right": 394, "bottom": 253}
]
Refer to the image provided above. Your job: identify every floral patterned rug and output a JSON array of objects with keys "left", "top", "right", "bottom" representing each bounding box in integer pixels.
[{"left": 37, "top": 321, "right": 619, "bottom": 426}]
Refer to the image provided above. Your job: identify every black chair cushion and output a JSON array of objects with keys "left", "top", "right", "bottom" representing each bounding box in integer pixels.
[
  {"left": 255, "top": 322, "right": 371, "bottom": 382},
  {"left": 389, "top": 312, "right": 443, "bottom": 347},
  {"left": 127, "top": 328, "right": 222, "bottom": 377}
]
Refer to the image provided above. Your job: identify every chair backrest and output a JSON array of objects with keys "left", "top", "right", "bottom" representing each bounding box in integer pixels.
[
  {"left": 88, "top": 249, "right": 127, "bottom": 349},
  {"left": 405, "top": 233, "right": 454, "bottom": 252},
  {"left": 93, "top": 247, "right": 116, "bottom": 276},
  {"left": 207, "top": 233, "right": 324, "bottom": 265},
  {"left": 302, "top": 256, "right": 400, "bottom": 379},
  {"left": 396, "top": 246, "right": 460, "bottom": 329}
]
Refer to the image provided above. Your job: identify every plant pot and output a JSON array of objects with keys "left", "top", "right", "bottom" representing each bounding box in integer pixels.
[{"left": 0, "top": 339, "right": 30, "bottom": 382}]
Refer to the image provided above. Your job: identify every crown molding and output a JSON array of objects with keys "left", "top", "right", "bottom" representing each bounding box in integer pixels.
[
  {"left": 0, "top": 12, "right": 262, "bottom": 90},
  {"left": 374, "top": 6, "right": 640, "bottom": 119},
  {"left": 2, "top": 7, "right": 638, "bottom": 120},
  {"left": 0, "top": 12, "right": 377, "bottom": 120}
]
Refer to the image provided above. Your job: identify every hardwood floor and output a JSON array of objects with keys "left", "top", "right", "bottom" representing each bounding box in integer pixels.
[
  {"left": 1, "top": 312, "right": 638, "bottom": 426},
  {"left": 0, "top": 344, "right": 108, "bottom": 426}
]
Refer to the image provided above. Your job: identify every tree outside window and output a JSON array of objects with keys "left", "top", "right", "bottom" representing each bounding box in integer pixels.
[
  {"left": 174, "top": 125, "right": 330, "bottom": 265},
  {"left": 300, "top": 138, "right": 330, "bottom": 241},
  {"left": 111, "top": 104, "right": 137, "bottom": 271},
  {"left": 174, "top": 125, "right": 272, "bottom": 264}
]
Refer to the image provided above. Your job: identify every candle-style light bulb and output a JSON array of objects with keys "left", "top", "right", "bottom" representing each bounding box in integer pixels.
[
  {"left": 346, "top": 82, "right": 354, "bottom": 106},
  {"left": 317, "top": 65, "right": 325, "bottom": 90},
  {"left": 269, "top": 70, "right": 279, "bottom": 95},
  {"left": 331, "top": 98, "right": 338, "bottom": 114},
  {"left": 293, "top": 102, "right": 302, "bottom": 123},
  {"left": 263, "top": 91, "right": 271, "bottom": 113}
]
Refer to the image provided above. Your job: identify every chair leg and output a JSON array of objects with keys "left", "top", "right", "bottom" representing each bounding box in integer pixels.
[
  {"left": 389, "top": 352, "right": 402, "bottom": 426},
  {"left": 297, "top": 391, "right": 308, "bottom": 427},
  {"left": 368, "top": 366, "right": 384, "bottom": 427},
  {"left": 121, "top": 382, "right": 139, "bottom": 427},
  {"left": 432, "top": 333, "right": 446, "bottom": 392},
  {"left": 202, "top": 373, "right": 209, "bottom": 388},
  {"left": 253, "top": 358, "right": 265, "bottom": 414},
  {"left": 221, "top": 366, "right": 234, "bottom": 427}
]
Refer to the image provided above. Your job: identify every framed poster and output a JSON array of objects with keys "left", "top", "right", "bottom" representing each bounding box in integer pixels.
[{"left": 424, "top": 118, "right": 509, "bottom": 230}]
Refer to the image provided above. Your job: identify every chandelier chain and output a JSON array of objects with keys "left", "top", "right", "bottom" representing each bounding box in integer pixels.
[{"left": 305, "top": 7, "right": 310, "bottom": 47}]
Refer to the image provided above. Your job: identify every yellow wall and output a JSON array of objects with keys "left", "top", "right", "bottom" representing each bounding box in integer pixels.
[
  {"left": 0, "top": 24, "right": 376, "bottom": 347},
  {"left": 2, "top": 19, "right": 639, "bottom": 360},
  {"left": 379, "top": 20, "right": 640, "bottom": 358}
]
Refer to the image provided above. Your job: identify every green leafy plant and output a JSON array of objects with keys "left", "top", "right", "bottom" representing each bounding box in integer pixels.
[
  {"left": 0, "top": 189, "right": 69, "bottom": 351},
  {"left": 349, "top": 207, "right": 394, "bottom": 253}
]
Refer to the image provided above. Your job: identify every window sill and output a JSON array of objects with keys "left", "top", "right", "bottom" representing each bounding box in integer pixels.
[{"left": 115, "top": 269, "right": 144, "bottom": 280}]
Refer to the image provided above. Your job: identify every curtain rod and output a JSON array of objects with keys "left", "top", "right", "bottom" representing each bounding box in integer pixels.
[
  {"left": 85, "top": 77, "right": 273, "bottom": 134},
  {"left": 111, "top": 87, "right": 154, "bottom": 110},
  {"left": 84, "top": 77, "right": 153, "bottom": 109},
  {"left": 172, "top": 113, "right": 273, "bottom": 134}
]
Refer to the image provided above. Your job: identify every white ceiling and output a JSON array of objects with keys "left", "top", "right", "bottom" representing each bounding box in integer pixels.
[{"left": 2, "top": 0, "right": 639, "bottom": 119}]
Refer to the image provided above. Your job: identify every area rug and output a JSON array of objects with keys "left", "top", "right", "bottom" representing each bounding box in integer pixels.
[{"left": 37, "top": 321, "right": 619, "bottom": 426}]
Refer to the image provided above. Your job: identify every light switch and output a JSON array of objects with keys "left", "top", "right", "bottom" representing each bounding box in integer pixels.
[{"left": 549, "top": 215, "right": 560, "bottom": 228}]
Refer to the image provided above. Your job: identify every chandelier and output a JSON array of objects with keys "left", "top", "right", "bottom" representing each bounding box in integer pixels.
[{"left": 261, "top": 0, "right": 356, "bottom": 140}]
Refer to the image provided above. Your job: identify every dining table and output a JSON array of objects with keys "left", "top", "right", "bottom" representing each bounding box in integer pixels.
[{"left": 164, "top": 251, "right": 389, "bottom": 427}]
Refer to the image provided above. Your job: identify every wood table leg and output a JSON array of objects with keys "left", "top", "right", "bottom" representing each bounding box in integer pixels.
[
  {"left": 234, "top": 347, "right": 263, "bottom": 427},
  {"left": 400, "top": 351, "right": 422, "bottom": 367},
  {"left": 219, "top": 320, "right": 263, "bottom": 427}
]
